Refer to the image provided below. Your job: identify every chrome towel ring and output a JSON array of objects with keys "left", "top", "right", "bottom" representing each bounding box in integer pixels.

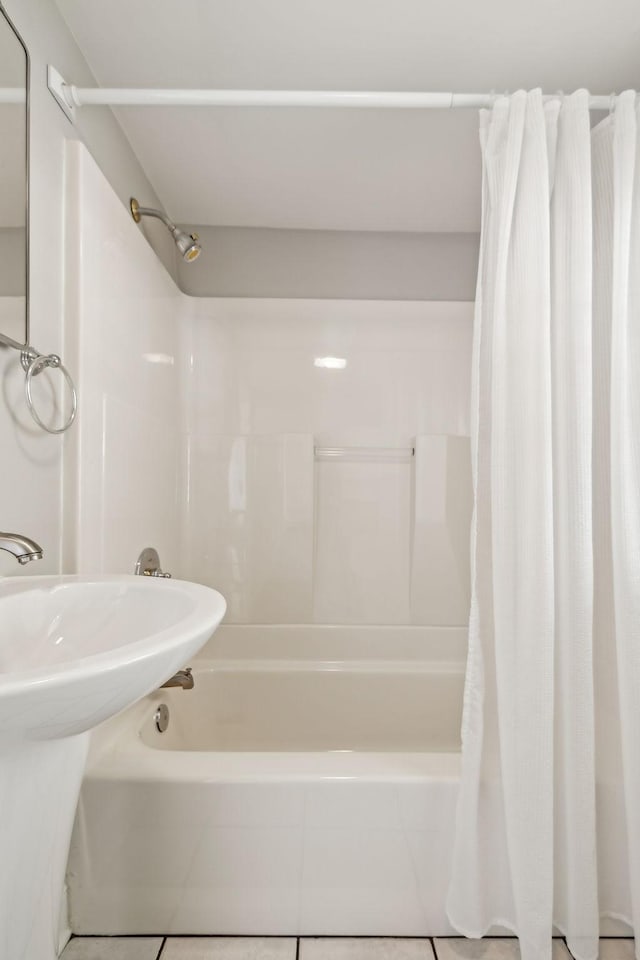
[{"left": 20, "top": 349, "right": 78, "bottom": 434}]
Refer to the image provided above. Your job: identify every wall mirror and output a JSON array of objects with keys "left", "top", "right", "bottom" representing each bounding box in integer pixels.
[{"left": 0, "top": 3, "right": 28, "bottom": 349}]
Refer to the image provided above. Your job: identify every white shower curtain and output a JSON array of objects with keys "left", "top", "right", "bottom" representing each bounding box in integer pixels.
[{"left": 447, "top": 89, "right": 640, "bottom": 960}]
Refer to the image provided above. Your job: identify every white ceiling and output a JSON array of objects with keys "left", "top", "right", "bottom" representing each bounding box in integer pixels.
[{"left": 56, "top": 0, "right": 640, "bottom": 233}]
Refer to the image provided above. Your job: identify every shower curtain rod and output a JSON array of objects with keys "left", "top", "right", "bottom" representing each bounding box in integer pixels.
[{"left": 47, "top": 67, "right": 615, "bottom": 119}]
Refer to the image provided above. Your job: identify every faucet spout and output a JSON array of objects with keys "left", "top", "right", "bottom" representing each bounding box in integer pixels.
[
  {"left": 0, "top": 532, "right": 44, "bottom": 565},
  {"left": 160, "top": 668, "right": 194, "bottom": 690}
]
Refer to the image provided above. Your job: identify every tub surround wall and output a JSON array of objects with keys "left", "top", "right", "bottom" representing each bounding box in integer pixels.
[
  {"left": 411, "top": 436, "right": 472, "bottom": 624},
  {"left": 186, "top": 433, "right": 315, "bottom": 622},
  {"left": 64, "top": 142, "right": 185, "bottom": 574},
  {"left": 63, "top": 145, "right": 474, "bottom": 625},
  {"left": 182, "top": 298, "right": 473, "bottom": 625}
]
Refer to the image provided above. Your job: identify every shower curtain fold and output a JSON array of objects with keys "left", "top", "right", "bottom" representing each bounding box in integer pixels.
[
  {"left": 447, "top": 88, "right": 640, "bottom": 960},
  {"left": 609, "top": 89, "right": 640, "bottom": 945}
]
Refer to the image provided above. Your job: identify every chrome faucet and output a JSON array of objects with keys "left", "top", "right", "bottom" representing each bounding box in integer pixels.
[
  {"left": 160, "top": 668, "right": 194, "bottom": 690},
  {"left": 0, "top": 532, "right": 43, "bottom": 565},
  {"left": 135, "top": 547, "right": 171, "bottom": 578}
]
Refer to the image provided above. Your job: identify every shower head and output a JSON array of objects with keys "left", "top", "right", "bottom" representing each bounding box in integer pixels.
[
  {"left": 171, "top": 226, "right": 201, "bottom": 263},
  {"left": 130, "top": 197, "right": 201, "bottom": 262}
]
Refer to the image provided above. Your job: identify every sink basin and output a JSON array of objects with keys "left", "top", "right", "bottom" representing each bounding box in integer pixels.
[
  {"left": 0, "top": 574, "right": 226, "bottom": 742},
  {"left": 0, "top": 573, "right": 226, "bottom": 960}
]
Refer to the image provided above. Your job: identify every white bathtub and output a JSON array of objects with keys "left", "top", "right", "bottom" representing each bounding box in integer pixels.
[{"left": 67, "top": 625, "right": 465, "bottom": 937}]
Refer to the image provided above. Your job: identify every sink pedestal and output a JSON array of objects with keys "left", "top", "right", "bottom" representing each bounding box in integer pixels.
[
  {"left": 0, "top": 573, "right": 226, "bottom": 959},
  {"left": 0, "top": 734, "right": 89, "bottom": 960}
]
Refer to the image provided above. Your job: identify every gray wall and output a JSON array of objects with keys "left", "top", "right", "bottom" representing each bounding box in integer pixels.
[
  {"left": 0, "top": 227, "right": 25, "bottom": 294},
  {"left": 178, "top": 227, "right": 479, "bottom": 300}
]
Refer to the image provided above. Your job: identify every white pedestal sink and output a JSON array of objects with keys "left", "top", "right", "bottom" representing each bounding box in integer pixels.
[{"left": 0, "top": 574, "right": 226, "bottom": 960}]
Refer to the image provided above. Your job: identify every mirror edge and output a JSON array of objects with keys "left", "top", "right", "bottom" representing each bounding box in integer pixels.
[{"left": 0, "top": 0, "right": 29, "bottom": 352}]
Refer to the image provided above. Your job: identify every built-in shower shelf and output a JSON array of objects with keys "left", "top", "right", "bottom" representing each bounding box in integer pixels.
[{"left": 314, "top": 445, "right": 415, "bottom": 463}]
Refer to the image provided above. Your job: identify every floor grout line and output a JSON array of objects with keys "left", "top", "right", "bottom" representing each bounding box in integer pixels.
[{"left": 59, "top": 933, "right": 637, "bottom": 958}]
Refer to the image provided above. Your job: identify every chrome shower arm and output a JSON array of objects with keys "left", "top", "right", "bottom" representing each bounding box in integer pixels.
[
  {"left": 129, "top": 197, "right": 201, "bottom": 262},
  {"left": 130, "top": 198, "right": 175, "bottom": 231}
]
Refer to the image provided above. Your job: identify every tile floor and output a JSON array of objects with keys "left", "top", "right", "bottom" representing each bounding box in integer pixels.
[{"left": 60, "top": 936, "right": 636, "bottom": 960}]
